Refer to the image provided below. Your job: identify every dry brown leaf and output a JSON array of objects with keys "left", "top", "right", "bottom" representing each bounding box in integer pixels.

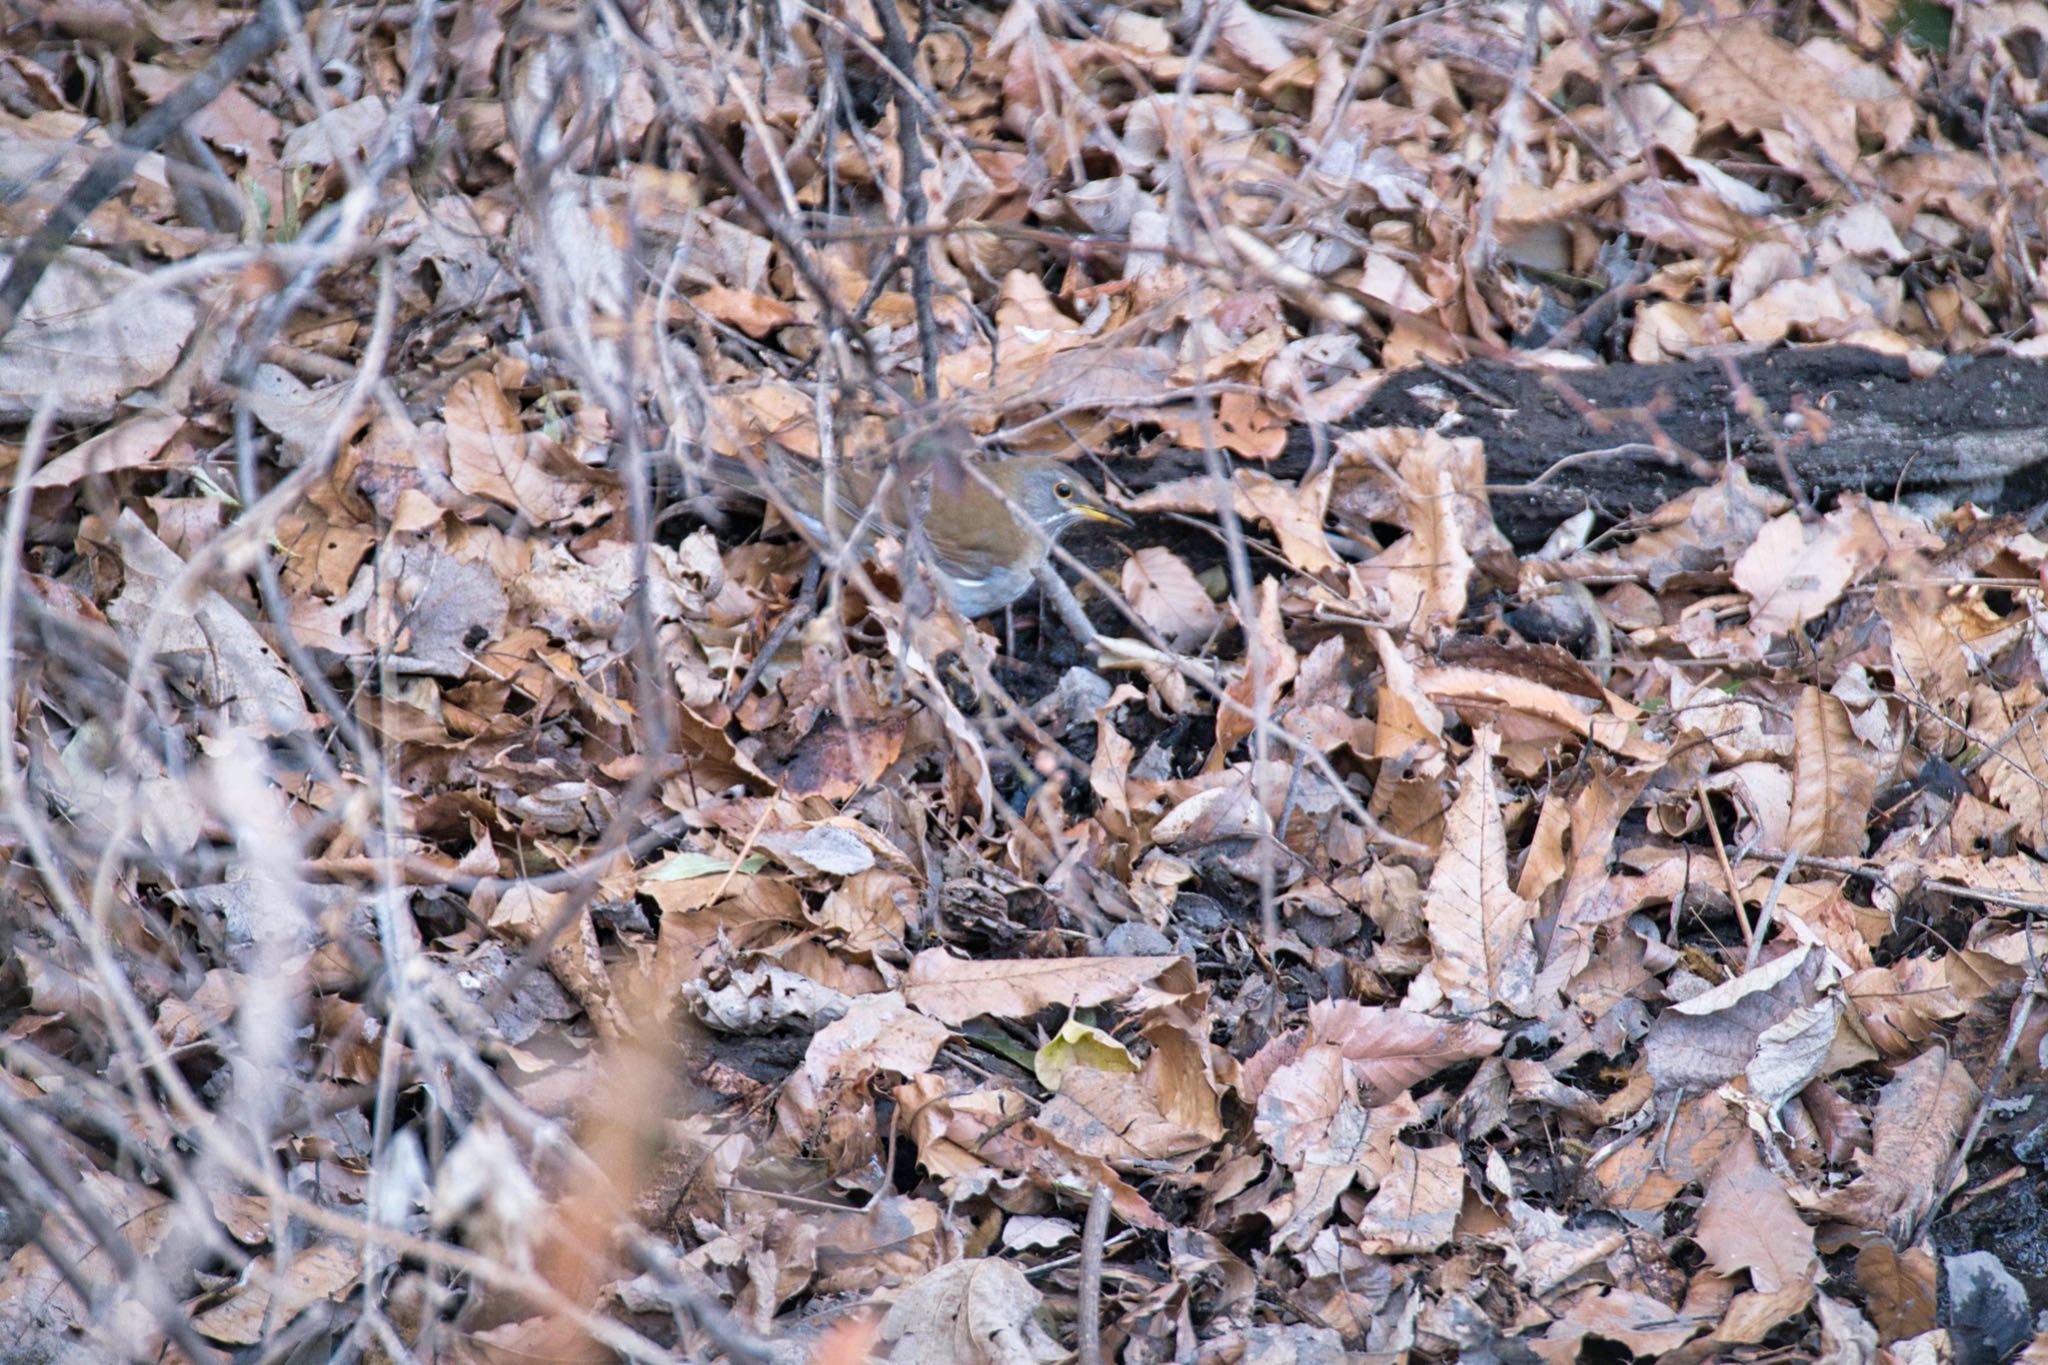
[
  {"left": 1973, "top": 682, "right": 2048, "bottom": 846},
  {"left": 1332, "top": 427, "right": 1504, "bottom": 558},
  {"left": 1234, "top": 467, "right": 1342, "bottom": 575},
  {"left": 1694, "top": 1141, "right": 1817, "bottom": 1295},
  {"left": 1589, "top": 1092, "right": 1748, "bottom": 1213},
  {"left": 0, "top": 246, "right": 197, "bottom": 420},
  {"left": 1156, "top": 390, "right": 1288, "bottom": 460},
  {"left": 207, "top": 1191, "right": 274, "bottom": 1246},
  {"left": 1121, "top": 545, "right": 1222, "bottom": 648},
  {"left": 1351, "top": 1142, "right": 1463, "bottom": 1254},
  {"left": 1141, "top": 1015, "right": 1229, "bottom": 1144},
  {"left": 808, "top": 1197, "right": 942, "bottom": 1298},
  {"left": 191, "top": 1242, "right": 362, "bottom": 1345},
  {"left": 1808, "top": 1045, "right": 1978, "bottom": 1236},
  {"left": 1806, "top": 1295, "right": 1890, "bottom": 1364},
  {"left": 1855, "top": 1241, "right": 1938, "bottom": 1342},
  {"left": 1354, "top": 468, "right": 1472, "bottom": 642},
  {"left": 281, "top": 95, "right": 390, "bottom": 167},
  {"left": 1410, "top": 728, "right": 1539, "bottom": 1016},
  {"left": 484, "top": 882, "right": 625, "bottom": 1037},
  {"left": 1541, "top": 1285, "right": 1706, "bottom": 1357},
  {"left": 1918, "top": 853, "right": 2048, "bottom": 901},
  {"left": 779, "top": 992, "right": 950, "bottom": 1140},
  {"left": 1251, "top": 1047, "right": 1415, "bottom": 1249},
  {"left": 745, "top": 650, "right": 911, "bottom": 804},
  {"left": 130, "top": 60, "right": 282, "bottom": 165},
  {"left": 1557, "top": 465, "right": 1791, "bottom": 589},
  {"left": 1844, "top": 963, "right": 1960, "bottom": 1057},
  {"left": 1645, "top": 22, "right": 1859, "bottom": 179},
  {"left": 811, "top": 868, "right": 915, "bottom": 958},
  {"left": 876, "top": 1258, "right": 1063, "bottom": 1365},
  {"left": 1209, "top": 577, "right": 1299, "bottom": 767},
  {"left": 1037, "top": 1067, "right": 1212, "bottom": 1164},
  {"left": 798, "top": 992, "right": 950, "bottom": 1091},
  {"left": 29, "top": 411, "right": 190, "bottom": 488},
  {"left": 99, "top": 509, "right": 311, "bottom": 736},
  {"left": 444, "top": 370, "right": 593, "bottom": 525},
  {"left": 1731, "top": 274, "right": 1879, "bottom": 345},
  {"left": 1244, "top": 1000, "right": 1504, "bottom": 1108},
  {"left": 1417, "top": 659, "right": 1660, "bottom": 761},
  {"left": 894, "top": 1074, "right": 1167, "bottom": 1230},
  {"left": 902, "top": 949, "right": 1189, "bottom": 1026},
  {"left": 1515, "top": 789, "right": 1572, "bottom": 905},
  {"left": 1115, "top": 475, "right": 1227, "bottom": 520},
  {"left": 1281, "top": 634, "right": 1364, "bottom": 755},
  {"left": 690, "top": 285, "right": 797, "bottom": 338},
  {"left": 243, "top": 364, "right": 370, "bottom": 463},
  {"left": 1145, "top": 763, "right": 1293, "bottom": 846},
  {"left": 1089, "top": 684, "right": 1146, "bottom": 835},
  {"left": 1787, "top": 685, "right": 1886, "bottom": 857},
  {"left": 1121, "top": 463, "right": 1344, "bottom": 579},
  {"left": 1733, "top": 504, "right": 1890, "bottom": 651},
  {"left": 1714, "top": 1279, "right": 1819, "bottom": 1346},
  {"left": 1644, "top": 944, "right": 1833, "bottom": 1105},
  {"left": 1370, "top": 628, "right": 1447, "bottom": 770},
  {"left": 0, "top": 1170, "right": 175, "bottom": 1337}
]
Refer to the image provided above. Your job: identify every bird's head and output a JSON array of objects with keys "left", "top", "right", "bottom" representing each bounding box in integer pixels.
[{"left": 983, "top": 458, "right": 1134, "bottom": 538}]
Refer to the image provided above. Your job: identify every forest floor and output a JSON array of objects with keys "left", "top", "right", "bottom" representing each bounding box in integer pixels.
[{"left": 5, "top": 0, "right": 2048, "bottom": 1361}]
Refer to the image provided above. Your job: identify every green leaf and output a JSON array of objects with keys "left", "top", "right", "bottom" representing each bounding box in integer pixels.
[
  {"left": 961, "top": 1022, "right": 1039, "bottom": 1073},
  {"left": 1895, "top": 0, "right": 1952, "bottom": 51},
  {"left": 645, "top": 851, "right": 767, "bottom": 881}
]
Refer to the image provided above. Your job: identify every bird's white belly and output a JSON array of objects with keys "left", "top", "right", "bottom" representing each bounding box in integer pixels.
[{"left": 940, "top": 562, "right": 1036, "bottom": 619}]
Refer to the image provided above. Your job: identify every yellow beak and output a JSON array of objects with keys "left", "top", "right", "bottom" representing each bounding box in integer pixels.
[{"left": 1074, "top": 500, "right": 1135, "bottom": 529}]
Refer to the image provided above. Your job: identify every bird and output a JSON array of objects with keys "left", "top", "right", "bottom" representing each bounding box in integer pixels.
[{"left": 712, "top": 438, "right": 1132, "bottom": 619}]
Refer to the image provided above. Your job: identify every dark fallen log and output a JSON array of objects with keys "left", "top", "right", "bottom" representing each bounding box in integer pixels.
[
  {"left": 1356, "top": 346, "right": 2048, "bottom": 548},
  {"left": 1116, "top": 346, "right": 2048, "bottom": 550}
]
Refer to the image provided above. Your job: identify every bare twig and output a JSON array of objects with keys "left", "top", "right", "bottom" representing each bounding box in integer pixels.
[
  {"left": 0, "top": 0, "right": 320, "bottom": 340},
  {"left": 868, "top": 0, "right": 941, "bottom": 400},
  {"left": 1743, "top": 847, "right": 1801, "bottom": 973},
  {"left": 1076, "top": 1182, "right": 1113, "bottom": 1365}
]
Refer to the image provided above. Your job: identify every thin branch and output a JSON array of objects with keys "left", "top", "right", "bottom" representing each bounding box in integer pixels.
[
  {"left": 869, "top": 0, "right": 942, "bottom": 399},
  {"left": 0, "top": 0, "right": 319, "bottom": 340},
  {"left": 1076, "top": 1182, "right": 1112, "bottom": 1365}
]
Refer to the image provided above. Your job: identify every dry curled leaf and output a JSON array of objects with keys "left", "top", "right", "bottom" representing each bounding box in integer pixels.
[
  {"left": 902, "top": 950, "right": 1191, "bottom": 1027},
  {"left": 1809, "top": 1046, "right": 1979, "bottom": 1238}
]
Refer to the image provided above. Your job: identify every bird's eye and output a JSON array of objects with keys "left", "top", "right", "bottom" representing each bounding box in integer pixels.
[{"left": 1054, "top": 481, "right": 1073, "bottom": 500}]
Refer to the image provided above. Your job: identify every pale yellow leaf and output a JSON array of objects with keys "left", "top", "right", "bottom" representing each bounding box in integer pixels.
[{"left": 1033, "top": 1019, "right": 1138, "bottom": 1092}]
